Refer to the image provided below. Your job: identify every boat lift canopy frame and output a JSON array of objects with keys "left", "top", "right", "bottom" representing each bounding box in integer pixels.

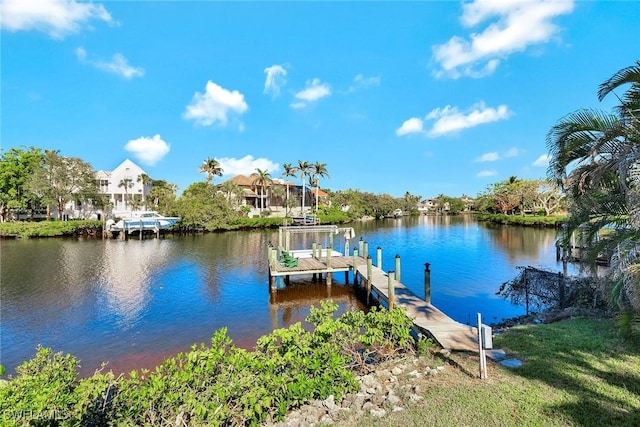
[{"left": 278, "top": 225, "right": 356, "bottom": 255}]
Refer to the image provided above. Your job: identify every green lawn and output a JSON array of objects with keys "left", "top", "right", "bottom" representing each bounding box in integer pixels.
[{"left": 354, "top": 318, "right": 640, "bottom": 426}]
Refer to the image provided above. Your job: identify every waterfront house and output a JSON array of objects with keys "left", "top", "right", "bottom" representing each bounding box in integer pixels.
[{"left": 95, "top": 159, "right": 152, "bottom": 217}]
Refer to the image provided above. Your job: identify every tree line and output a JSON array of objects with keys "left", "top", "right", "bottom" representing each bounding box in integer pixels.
[{"left": 0, "top": 147, "right": 565, "bottom": 226}]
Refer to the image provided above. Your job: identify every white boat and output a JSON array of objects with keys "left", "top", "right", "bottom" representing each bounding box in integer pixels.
[
  {"left": 109, "top": 211, "right": 180, "bottom": 232},
  {"left": 393, "top": 209, "right": 403, "bottom": 218},
  {"left": 291, "top": 215, "right": 319, "bottom": 225}
]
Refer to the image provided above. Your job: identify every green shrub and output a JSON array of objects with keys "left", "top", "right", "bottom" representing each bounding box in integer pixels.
[
  {"left": 0, "top": 220, "right": 103, "bottom": 238},
  {"left": 0, "top": 302, "right": 419, "bottom": 425}
]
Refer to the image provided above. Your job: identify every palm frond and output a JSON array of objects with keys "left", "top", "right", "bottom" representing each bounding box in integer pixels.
[{"left": 597, "top": 60, "right": 640, "bottom": 102}]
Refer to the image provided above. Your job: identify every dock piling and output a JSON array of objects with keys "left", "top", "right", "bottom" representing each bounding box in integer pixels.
[
  {"left": 377, "top": 247, "right": 382, "bottom": 270},
  {"left": 395, "top": 254, "right": 401, "bottom": 283},
  {"left": 366, "top": 256, "right": 373, "bottom": 304},
  {"left": 352, "top": 249, "right": 359, "bottom": 285},
  {"left": 424, "top": 262, "right": 431, "bottom": 304},
  {"left": 388, "top": 271, "right": 395, "bottom": 310}
]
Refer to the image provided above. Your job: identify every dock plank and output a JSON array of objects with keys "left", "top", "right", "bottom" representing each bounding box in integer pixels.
[{"left": 356, "top": 265, "right": 479, "bottom": 352}]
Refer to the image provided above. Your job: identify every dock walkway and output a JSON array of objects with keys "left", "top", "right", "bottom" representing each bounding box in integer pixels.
[{"left": 355, "top": 264, "right": 479, "bottom": 352}]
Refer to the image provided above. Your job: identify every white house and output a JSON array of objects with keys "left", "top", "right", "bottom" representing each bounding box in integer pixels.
[{"left": 95, "top": 159, "right": 152, "bottom": 217}]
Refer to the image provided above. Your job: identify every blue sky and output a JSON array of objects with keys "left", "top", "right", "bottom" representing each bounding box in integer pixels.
[{"left": 2, "top": 0, "right": 639, "bottom": 198}]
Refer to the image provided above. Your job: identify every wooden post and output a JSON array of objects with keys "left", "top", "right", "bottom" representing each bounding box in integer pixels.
[
  {"left": 424, "top": 262, "right": 431, "bottom": 304},
  {"left": 363, "top": 241, "right": 369, "bottom": 259},
  {"left": 366, "top": 256, "right": 373, "bottom": 304},
  {"left": 388, "top": 271, "right": 395, "bottom": 310},
  {"left": 377, "top": 247, "right": 382, "bottom": 270},
  {"left": 278, "top": 228, "right": 283, "bottom": 250},
  {"left": 358, "top": 238, "right": 364, "bottom": 257},
  {"left": 312, "top": 242, "right": 317, "bottom": 259},
  {"left": 352, "top": 249, "right": 359, "bottom": 286},
  {"left": 558, "top": 272, "right": 565, "bottom": 309},
  {"left": 395, "top": 254, "right": 401, "bottom": 283},
  {"left": 270, "top": 271, "right": 277, "bottom": 291},
  {"left": 285, "top": 230, "right": 291, "bottom": 252},
  {"left": 326, "top": 245, "right": 333, "bottom": 285},
  {"left": 139, "top": 219, "right": 143, "bottom": 240}
]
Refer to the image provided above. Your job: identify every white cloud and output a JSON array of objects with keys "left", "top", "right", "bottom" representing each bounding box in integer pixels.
[
  {"left": 183, "top": 80, "right": 248, "bottom": 127},
  {"left": 432, "top": 0, "right": 574, "bottom": 78},
  {"left": 291, "top": 78, "right": 331, "bottom": 108},
  {"left": 264, "top": 64, "right": 287, "bottom": 97},
  {"left": 395, "top": 117, "right": 424, "bottom": 136},
  {"left": 217, "top": 155, "right": 280, "bottom": 177},
  {"left": 124, "top": 134, "right": 170, "bottom": 166},
  {"left": 0, "top": 0, "right": 114, "bottom": 39},
  {"left": 476, "top": 147, "right": 522, "bottom": 162},
  {"left": 477, "top": 170, "right": 497, "bottom": 177},
  {"left": 425, "top": 102, "right": 511, "bottom": 137},
  {"left": 76, "top": 47, "right": 144, "bottom": 79},
  {"left": 503, "top": 147, "right": 521, "bottom": 158},
  {"left": 347, "top": 74, "right": 381, "bottom": 92},
  {"left": 533, "top": 154, "right": 550, "bottom": 167},
  {"left": 476, "top": 152, "right": 500, "bottom": 162}
]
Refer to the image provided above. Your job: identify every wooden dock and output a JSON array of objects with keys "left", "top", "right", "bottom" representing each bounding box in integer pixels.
[
  {"left": 269, "top": 249, "right": 355, "bottom": 278},
  {"left": 267, "top": 231, "right": 483, "bottom": 352},
  {"left": 354, "top": 264, "right": 479, "bottom": 352}
]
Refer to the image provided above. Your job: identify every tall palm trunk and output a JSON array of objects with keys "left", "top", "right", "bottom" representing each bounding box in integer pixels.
[{"left": 285, "top": 183, "right": 290, "bottom": 216}]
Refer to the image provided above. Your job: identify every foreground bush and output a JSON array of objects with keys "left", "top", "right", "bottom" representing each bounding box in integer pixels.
[{"left": 0, "top": 302, "right": 418, "bottom": 426}]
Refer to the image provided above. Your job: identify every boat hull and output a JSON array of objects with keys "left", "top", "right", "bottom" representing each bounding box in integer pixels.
[{"left": 110, "top": 212, "right": 179, "bottom": 232}]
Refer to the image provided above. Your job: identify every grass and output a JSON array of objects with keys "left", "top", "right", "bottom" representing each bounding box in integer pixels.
[{"left": 352, "top": 317, "right": 640, "bottom": 426}]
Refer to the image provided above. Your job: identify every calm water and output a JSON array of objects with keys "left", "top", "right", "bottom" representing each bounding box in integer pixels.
[{"left": 0, "top": 216, "right": 576, "bottom": 376}]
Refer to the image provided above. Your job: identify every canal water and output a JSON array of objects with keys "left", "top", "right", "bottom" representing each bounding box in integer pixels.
[{"left": 0, "top": 215, "right": 577, "bottom": 376}]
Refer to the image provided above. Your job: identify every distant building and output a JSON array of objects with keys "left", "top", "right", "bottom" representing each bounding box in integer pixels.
[
  {"left": 95, "top": 159, "right": 152, "bottom": 217},
  {"left": 220, "top": 174, "right": 322, "bottom": 217}
]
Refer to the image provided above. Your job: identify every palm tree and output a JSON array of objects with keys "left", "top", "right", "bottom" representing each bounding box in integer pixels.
[
  {"left": 199, "top": 158, "right": 223, "bottom": 184},
  {"left": 294, "top": 160, "right": 311, "bottom": 219},
  {"left": 547, "top": 60, "right": 640, "bottom": 334},
  {"left": 282, "top": 163, "right": 296, "bottom": 217},
  {"left": 137, "top": 173, "right": 152, "bottom": 207},
  {"left": 118, "top": 178, "right": 134, "bottom": 209},
  {"left": 311, "top": 162, "right": 330, "bottom": 213},
  {"left": 271, "top": 186, "right": 286, "bottom": 211},
  {"left": 252, "top": 168, "right": 272, "bottom": 215},
  {"left": 220, "top": 180, "right": 243, "bottom": 208}
]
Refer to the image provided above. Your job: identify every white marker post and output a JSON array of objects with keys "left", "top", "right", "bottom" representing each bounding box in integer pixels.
[{"left": 477, "top": 313, "right": 488, "bottom": 379}]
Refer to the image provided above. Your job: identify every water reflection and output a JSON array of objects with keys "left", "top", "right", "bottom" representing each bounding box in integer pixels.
[
  {"left": 97, "top": 240, "right": 175, "bottom": 328},
  {"left": 1, "top": 218, "right": 579, "bottom": 376}
]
